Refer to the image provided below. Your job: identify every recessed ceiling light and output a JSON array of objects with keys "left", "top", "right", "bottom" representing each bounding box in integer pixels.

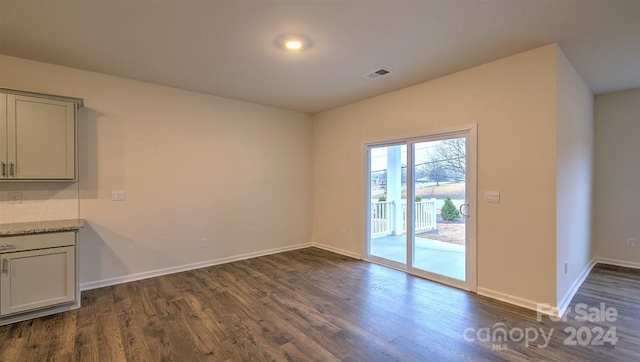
[
  {"left": 276, "top": 34, "right": 311, "bottom": 52},
  {"left": 285, "top": 40, "right": 303, "bottom": 50}
]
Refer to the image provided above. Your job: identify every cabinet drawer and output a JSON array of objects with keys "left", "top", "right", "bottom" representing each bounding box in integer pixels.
[{"left": 0, "top": 232, "right": 75, "bottom": 252}]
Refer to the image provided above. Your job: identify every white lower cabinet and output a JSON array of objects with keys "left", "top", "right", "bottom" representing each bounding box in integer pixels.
[
  {"left": 0, "top": 231, "right": 79, "bottom": 324},
  {"left": 1, "top": 246, "right": 75, "bottom": 316}
]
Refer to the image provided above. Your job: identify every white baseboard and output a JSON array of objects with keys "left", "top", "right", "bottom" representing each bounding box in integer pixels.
[
  {"left": 80, "top": 242, "right": 312, "bottom": 291},
  {"left": 557, "top": 258, "right": 597, "bottom": 317},
  {"left": 476, "top": 287, "right": 555, "bottom": 316},
  {"left": 478, "top": 259, "right": 596, "bottom": 318},
  {"left": 311, "top": 242, "right": 362, "bottom": 260},
  {"left": 595, "top": 257, "right": 640, "bottom": 270},
  {"left": 479, "top": 257, "right": 637, "bottom": 319}
]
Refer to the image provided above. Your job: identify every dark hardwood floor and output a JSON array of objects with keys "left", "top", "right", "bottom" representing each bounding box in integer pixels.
[{"left": 0, "top": 248, "right": 638, "bottom": 361}]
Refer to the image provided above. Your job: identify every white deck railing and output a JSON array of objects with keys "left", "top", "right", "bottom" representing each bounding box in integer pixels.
[
  {"left": 371, "top": 201, "right": 392, "bottom": 237},
  {"left": 371, "top": 198, "right": 436, "bottom": 237},
  {"left": 402, "top": 200, "right": 437, "bottom": 233}
]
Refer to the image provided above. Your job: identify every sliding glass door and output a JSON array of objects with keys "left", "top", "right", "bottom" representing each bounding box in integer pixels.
[{"left": 365, "top": 126, "right": 477, "bottom": 291}]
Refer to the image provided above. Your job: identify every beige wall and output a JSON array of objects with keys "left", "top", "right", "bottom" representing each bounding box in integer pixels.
[
  {"left": 555, "top": 49, "right": 594, "bottom": 307},
  {"left": 0, "top": 55, "right": 313, "bottom": 287},
  {"left": 312, "top": 44, "right": 560, "bottom": 306},
  {"left": 593, "top": 88, "right": 640, "bottom": 266}
]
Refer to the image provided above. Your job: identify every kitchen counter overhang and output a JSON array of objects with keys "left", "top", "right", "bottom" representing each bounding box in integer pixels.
[{"left": 0, "top": 219, "right": 85, "bottom": 237}]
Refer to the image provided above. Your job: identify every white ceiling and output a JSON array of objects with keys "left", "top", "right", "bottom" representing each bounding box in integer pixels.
[{"left": 1, "top": 0, "right": 639, "bottom": 114}]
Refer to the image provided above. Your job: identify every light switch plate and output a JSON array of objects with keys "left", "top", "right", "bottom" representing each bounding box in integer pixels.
[
  {"left": 484, "top": 191, "right": 500, "bottom": 203},
  {"left": 111, "top": 190, "right": 126, "bottom": 201}
]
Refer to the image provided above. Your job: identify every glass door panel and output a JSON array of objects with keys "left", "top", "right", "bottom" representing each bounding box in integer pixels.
[
  {"left": 368, "top": 144, "right": 407, "bottom": 266},
  {"left": 410, "top": 137, "right": 466, "bottom": 281}
]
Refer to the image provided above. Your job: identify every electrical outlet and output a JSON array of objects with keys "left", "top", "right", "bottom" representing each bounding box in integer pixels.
[
  {"left": 626, "top": 238, "right": 636, "bottom": 248},
  {"left": 564, "top": 262, "right": 569, "bottom": 275},
  {"left": 200, "top": 238, "right": 208, "bottom": 248},
  {"left": 8, "top": 192, "right": 22, "bottom": 204}
]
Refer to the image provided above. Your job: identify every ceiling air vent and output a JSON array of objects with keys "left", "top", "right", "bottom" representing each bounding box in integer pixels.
[{"left": 363, "top": 68, "right": 392, "bottom": 80}]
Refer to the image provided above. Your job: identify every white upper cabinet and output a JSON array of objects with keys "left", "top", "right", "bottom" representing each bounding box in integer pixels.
[
  {"left": 0, "top": 94, "right": 6, "bottom": 178},
  {"left": 0, "top": 90, "right": 82, "bottom": 181}
]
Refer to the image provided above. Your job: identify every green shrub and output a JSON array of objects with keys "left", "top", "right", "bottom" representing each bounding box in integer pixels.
[
  {"left": 441, "top": 197, "right": 460, "bottom": 220},
  {"left": 415, "top": 195, "right": 422, "bottom": 202},
  {"left": 378, "top": 195, "right": 387, "bottom": 202}
]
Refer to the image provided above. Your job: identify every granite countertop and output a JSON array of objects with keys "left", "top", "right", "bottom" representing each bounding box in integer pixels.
[{"left": 0, "top": 219, "right": 85, "bottom": 237}]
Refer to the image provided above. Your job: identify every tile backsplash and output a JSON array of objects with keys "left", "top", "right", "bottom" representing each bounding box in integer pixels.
[{"left": 0, "top": 182, "right": 79, "bottom": 224}]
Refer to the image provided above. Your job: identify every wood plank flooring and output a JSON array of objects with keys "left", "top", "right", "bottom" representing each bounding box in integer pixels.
[{"left": 0, "top": 248, "right": 638, "bottom": 361}]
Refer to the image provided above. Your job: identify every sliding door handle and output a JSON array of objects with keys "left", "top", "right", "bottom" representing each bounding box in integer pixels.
[{"left": 459, "top": 203, "right": 470, "bottom": 218}]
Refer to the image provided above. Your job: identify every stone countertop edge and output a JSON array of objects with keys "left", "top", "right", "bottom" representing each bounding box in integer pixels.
[{"left": 0, "top": 219, "right": 85, "bottom": 237}]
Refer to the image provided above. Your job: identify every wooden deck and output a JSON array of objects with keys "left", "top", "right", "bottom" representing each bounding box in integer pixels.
[{"left": 0, "top": 247, "right": 638, "bottom": 361}]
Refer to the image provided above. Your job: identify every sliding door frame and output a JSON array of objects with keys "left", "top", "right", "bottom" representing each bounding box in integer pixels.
[{"left": 363, "top": 124, "right": 477, "bottom": 292}]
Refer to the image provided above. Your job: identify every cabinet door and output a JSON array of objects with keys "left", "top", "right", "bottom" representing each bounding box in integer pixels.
[
  {"left": 6, "top": 95, "right": 76, "bottom": 180},
  {"left": 0, "top": 246, "right": 76, "bottom": 316},
  {"left": 0, "top": 93, "right": 6, "bottom": 178}
]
